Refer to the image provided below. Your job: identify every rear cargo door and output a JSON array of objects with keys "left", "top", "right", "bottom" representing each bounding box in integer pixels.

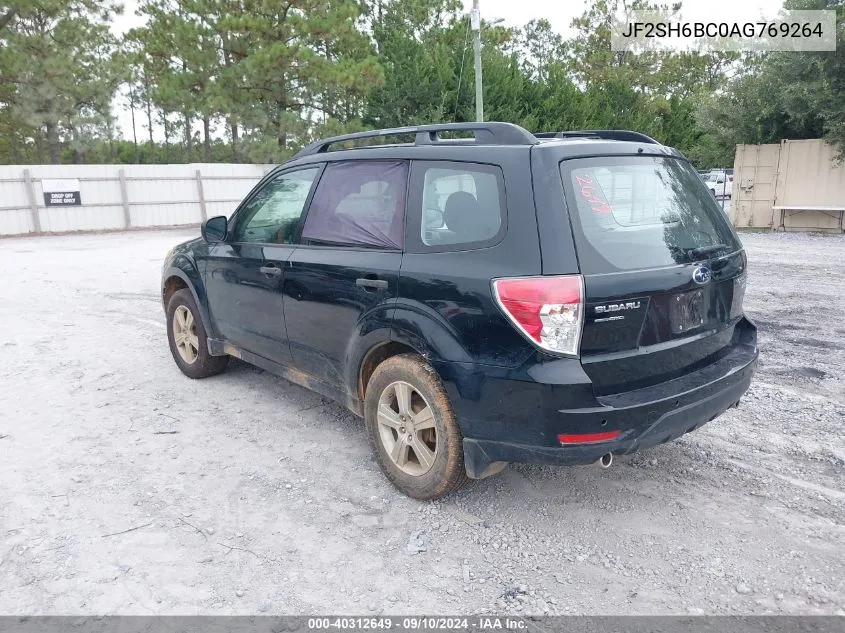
[{"left": 559, "top": 155, "right": 747, "bottom": 394}]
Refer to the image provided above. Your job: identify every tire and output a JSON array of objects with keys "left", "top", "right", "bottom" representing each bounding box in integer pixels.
[
  {"left": 364, "top": 353, "right": 470, "bottom": 500},
  {"left": 166, "top": 288, "right": 229, "bottom": 379}
]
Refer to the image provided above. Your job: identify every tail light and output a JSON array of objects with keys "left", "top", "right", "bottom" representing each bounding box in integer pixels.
[
  {"left": 492, "top": 275, "right": 584, "bottom": 356},
  {"left": 728, "top": 175, "right": 734, "bottom": 182},
  {"left": 558, "top": 430, "right": 621, "bottom": 444}
]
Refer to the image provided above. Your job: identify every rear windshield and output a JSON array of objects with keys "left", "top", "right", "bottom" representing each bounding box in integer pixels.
[{"left": 560, "top": 156, "right": 741, "bottom": 274}]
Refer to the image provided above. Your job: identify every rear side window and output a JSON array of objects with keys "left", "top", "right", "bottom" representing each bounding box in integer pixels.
[
  {"left": 561, "top": 156, "right": 741, "bottom": 274},
  {"left": 408, "top": 161, "right": 506, "bottom": 252},
  {"left": 300, "top": 160, "right": 408, "bottom": 249}
]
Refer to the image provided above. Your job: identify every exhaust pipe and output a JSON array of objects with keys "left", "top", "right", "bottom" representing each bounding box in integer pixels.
[{"left": 597, "top": 453, "right": 613, "bottom": 468}]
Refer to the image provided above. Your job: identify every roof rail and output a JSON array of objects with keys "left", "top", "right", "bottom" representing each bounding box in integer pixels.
[
  {"left": 535, "top": 130, "right": 660, "bottom": 144},
  {"left": 294, "top": 122, "right": 538, "bottom": 158}
]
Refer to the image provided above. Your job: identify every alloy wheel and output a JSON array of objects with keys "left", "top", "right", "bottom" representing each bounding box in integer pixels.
[
  {"left": 173, "top": 305, "right": 199, "bottom": 364},
  {"left": 376, "top": 381, "right": 438, "bottom": 476}
]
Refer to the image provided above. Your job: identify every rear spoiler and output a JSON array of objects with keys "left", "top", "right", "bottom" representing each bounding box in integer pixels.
[{"left": 535, "top": 130, "right": 660, "bottom": 144}]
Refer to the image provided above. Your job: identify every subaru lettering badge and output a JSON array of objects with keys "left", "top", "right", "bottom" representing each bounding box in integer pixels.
[{"left": 692, "top": 265, "right": 712, "bottom": 285}]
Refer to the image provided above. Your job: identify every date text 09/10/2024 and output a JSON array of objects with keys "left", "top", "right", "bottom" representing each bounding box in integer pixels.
[{"left": 307, "top": 618, "right": 528, "bottom": 630}]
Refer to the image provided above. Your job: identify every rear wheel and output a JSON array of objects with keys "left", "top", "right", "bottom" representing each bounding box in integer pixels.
[
  {"left": 364, "top": 354, "right": 470, "bottom": 500},
  {"left": 166, "top": 288, "right": 229, "bottom": 379}
]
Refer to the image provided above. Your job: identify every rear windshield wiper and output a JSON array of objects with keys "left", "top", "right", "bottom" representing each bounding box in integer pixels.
[{"left": 686, "top": 244, "right": 730, "bottom": 259}]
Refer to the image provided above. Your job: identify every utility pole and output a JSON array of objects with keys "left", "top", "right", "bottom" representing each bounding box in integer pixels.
[{"left": 471, "top": 0, "right": 483, "bottom": 122}]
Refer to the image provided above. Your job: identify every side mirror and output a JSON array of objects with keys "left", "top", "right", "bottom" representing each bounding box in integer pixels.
[{"left": 202, "top": 216, "right": 228, "bottom": 243}]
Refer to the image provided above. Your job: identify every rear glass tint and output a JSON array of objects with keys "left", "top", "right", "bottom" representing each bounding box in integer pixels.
[{"left": 560, "top": 156, "right": 741, "bottom": 274}]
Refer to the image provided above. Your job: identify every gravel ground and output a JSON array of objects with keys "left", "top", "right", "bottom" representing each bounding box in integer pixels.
[{"left": 0, "top": 228, "right": 843, "bottom": 615}]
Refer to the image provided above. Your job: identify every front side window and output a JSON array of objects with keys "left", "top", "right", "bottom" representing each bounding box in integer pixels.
[
  {"left": 416, "top": 162, "right": 505, "bottom": 249},
  {"left": 561, "top": 156, "right": 741, "bottom": 273},
  {"left": 300, "top": 160, "right": 409, "bottom": 249},
  {"left": 232, "top": 168, "right": 320, "bottom": 244}
]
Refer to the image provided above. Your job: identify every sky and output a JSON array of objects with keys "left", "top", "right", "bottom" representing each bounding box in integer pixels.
[
  {"left": 113, "top": 0, "right": 788, "bottom": 37},
  {"left": 110, "top": 0, "right": 787, "bottom": 140}
]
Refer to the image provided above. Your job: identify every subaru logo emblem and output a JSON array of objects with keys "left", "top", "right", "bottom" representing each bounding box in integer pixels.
[{"left": 692, "top": 265, "right": 712, "bottom": 285}]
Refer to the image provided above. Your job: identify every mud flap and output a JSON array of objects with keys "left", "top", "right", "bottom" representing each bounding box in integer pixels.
[{"left": 463, "top": 439, "right": 508, "bottom": 479}]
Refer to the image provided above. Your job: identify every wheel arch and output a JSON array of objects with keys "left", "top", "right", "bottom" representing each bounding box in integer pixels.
[
  {"left": 162, "top": 275, "right": 189, "bottom": 308},
  {"left": 351, "top": 305, "right": 473, "bottom": 414},
  {"left": 162, "top": 262, "right": 213, "bottom": 337},
  {"left": 356, "top": 340, "right": 420, "bottom": 407},
  {"left": 390, "top": 302, "right": 474, "bottom": 365}
]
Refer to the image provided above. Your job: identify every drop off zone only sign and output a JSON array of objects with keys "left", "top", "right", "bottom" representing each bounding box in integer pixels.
[{"left": 42, "top": 178, "right": 82, "bottom": 206}]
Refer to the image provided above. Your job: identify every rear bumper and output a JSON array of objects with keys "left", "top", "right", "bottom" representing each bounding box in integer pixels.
[{"left": 438, "top": 319, "right": 758, "bottom": 478}]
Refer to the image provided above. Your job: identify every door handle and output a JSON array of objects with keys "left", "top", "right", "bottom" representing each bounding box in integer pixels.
[
  {"left": 260, "top": 265, "right": 282, "bottom": 277},
  {"left": 356, "top": 277, "right": 388, "bottom": 291}
]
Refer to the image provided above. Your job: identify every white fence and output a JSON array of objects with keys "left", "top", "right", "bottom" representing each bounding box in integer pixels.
[{"left": 0, "top": 163, "right": 273, "bottom": 236}]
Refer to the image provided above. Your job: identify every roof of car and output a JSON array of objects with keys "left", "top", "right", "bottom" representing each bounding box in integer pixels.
[
  {"left": 295, "top": 123, "right": 670, "bottom": 154},
  {"left": 281, "top": 122, "right": 686, "bottom": 168},
  {"left": 294, "top": 122, "right": 539, "bottom": 158}
]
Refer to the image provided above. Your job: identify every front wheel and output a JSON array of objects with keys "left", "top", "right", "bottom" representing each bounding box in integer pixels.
[
  {"left": 166, "top": 288, "right": 229, "bottom": 379},
  {"left": 364, "top": 354, "right": 470, "bottom": 500}
]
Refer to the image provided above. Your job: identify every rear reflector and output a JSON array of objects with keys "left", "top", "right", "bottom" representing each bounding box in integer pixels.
[
  {"left": 558, "top": 430, "right": 622, "bottom": 445},
  {"left": 492, "top": 275, "right": 584, "bottom": 356}
]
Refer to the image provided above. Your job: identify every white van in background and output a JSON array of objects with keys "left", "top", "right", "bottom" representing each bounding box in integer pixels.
[{"left": 705, "top": 169, "right": 733, "bottom": 199}]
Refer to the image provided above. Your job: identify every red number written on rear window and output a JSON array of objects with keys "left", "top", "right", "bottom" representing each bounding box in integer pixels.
[{"left": 575, "top": 174, "right": 613, "bottom": 214}]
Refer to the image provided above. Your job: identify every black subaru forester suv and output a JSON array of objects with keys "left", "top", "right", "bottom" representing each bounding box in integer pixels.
[{"left": 161, "top": 122, "right": 757, "bottom": 499}]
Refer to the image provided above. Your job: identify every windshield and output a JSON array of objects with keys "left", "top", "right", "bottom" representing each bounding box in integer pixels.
[{"left": 560, "top": 156, "right": 741, "bottom": 274}]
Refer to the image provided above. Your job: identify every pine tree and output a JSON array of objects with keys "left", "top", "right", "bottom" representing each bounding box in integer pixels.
[
  {"left": 220, "top": 0, "right": 382, "bottom": 161},
  {"left": 0, "top": 0, "right": 124, "bottom": 163}
]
